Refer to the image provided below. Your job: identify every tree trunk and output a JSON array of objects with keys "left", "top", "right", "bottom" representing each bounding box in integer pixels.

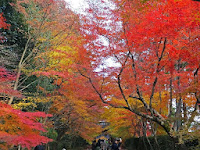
[
  {"left": 174, "top": 98, "right": 182, "bottom": 131},
  {"left": 8, "top": 36, "right": 31, "bottom": 105},
  {"left": 168, "top": 76, "right": 173, "bottom": 117}
]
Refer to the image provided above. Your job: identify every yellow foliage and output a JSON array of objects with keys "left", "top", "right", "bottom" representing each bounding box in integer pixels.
[
  {"left": 13, "top": 96, "right": 51, "bottom": 110},
  {"left": 102, "top": 106, "right": 137, "bottom": 139}
]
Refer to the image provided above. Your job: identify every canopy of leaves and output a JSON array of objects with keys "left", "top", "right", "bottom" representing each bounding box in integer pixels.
[
  {"left": 78, "top": 0, "right": 200, "bottom": 142},
  {"left": 0, "top": 102, "right": 52, "bottom": 149}
]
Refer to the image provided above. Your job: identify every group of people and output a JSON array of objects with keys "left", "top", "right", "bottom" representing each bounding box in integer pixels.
[{"left": 92, "top": 138, "right": 122, "bottom": 150}]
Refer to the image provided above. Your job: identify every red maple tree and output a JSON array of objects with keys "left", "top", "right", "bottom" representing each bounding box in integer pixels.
[
  {"left": 0, "top": 102, "right": 52, "bottom": 149},
  {"left": 78, "top": 0, "right": 200, "bottom": 143}
]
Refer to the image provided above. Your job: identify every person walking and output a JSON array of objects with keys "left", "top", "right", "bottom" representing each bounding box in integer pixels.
[
  {"left": 92, "top": 140, "right": 96, "bottom": 150},
  {"left": 96, "top": 139, "right": 101, "bottom": 150},
  {"left": 34, "top": 145, "right": 45, "bottom": 150},
  {"left": 111, "top": 138, "right": 122, "bottom": 150},
  {"left": 101, "top": 139, "right": 107, "bottom": 150}
]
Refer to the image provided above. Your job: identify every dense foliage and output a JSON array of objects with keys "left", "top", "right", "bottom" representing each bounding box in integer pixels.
[
  {"left": 78, "top": 0, "right": 200, "bottom": 147},
  {"left": 0, "top": 0, "right": 199, "bottom": 149}
]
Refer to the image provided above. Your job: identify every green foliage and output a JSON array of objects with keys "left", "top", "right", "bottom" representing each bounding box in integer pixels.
[
  {"left": 46, "top": 128, "right": 58, "bottom": 140},
  {"left": 0, "top": 0, "right": 27, "bottom": 52}
]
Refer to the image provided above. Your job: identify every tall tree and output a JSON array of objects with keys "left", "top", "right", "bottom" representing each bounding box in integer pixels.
[
  {"left": 79, "top": 0, "right": 200, "bottom": 145},
  {"left": 0, "top": 10, "right": 52, "bottom": 150},
  {"left": 8, "top": 0, "right": 78, "bottom": 105},
  {"left": 25, "top": 0, "right": 104, "bottom": 146}
]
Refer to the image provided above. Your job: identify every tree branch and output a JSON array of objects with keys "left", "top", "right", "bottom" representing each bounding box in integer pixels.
[
  {"left": 117, "top": 52, "right": 132, "bottom": 109},
  {"left": 149, "top": 37, "right": 167, "bottom": 108},
  {"left": 78, "top": 70, "right": 128, "bottom": 109}
]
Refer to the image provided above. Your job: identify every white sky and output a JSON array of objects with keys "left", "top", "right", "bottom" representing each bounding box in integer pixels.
[
  {"left": 64, "top": 0, "right": 88, "bottom": 13},
  {"left": 64, "top": 0, "right": 121, "bottom": 69}
]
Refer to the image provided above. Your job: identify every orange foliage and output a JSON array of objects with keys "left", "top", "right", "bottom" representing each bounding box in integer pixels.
[
  {"left": 78, "top": 0, "right": 200, "bottom": 137},
  {"left": 0, "top": 102, "right": 52, "bottom": 149}
]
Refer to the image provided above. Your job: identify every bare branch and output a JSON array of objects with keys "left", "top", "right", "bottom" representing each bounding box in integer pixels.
[
  {"left": 78, "top": 70, "right": 127, "bottom": 109},
  {"left": 19, "top": 79, "right": 38, "bottom": 91},
  {"left": 117, "top": 51, "right": 132, "bottom": 109},
  {"left": 149, "top": 77, "right": 158, "bottom": 108},
  {"left": 149, "top": 38, "right": 167, "bottom": 108}
]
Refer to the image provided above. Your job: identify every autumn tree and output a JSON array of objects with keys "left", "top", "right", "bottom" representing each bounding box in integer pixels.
[
  {"left": 8, "top": 0, "right": 79, "bottom": 105},
  {"left": 35, "top": 25, "right": 104, "bottom": 146},
  {"left": 16, "top": 0, "right": 104, "bottom": 146},
  {"left": 79, "top": 0, "right": 200, "bottom": 146},
  {"left": 0, "top": 11, "right": 52, "bottom": 150},
  {"left": 0, "top": 102, "right": 52, "bottom": 150},
  {"left": 102, "top": 106, "right": 151, "bottom": 139},
  {"left": 47, "top": 94, "right": 102, "bottom": 148}
]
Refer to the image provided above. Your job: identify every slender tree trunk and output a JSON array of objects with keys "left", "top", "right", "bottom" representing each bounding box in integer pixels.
[
  {"left": 8, "top": 36, "right": 31, "bottom": 105},
  {"left": 183, "top": 102, "right": 187, "bottom": 122},
  {"left": 174, "top": 60, "right": 182, "bottom": 132},
  {"left": 174, "top": 97, "right": 182, "bottom": 131},
  {"left": 142, "top": 120, "right": 154, "bottom": 150},
  {"left": 142, "top": 136, "right": 148, "bottom": 150},
  {"left": 169, "top": 76, "right": 173, "bottom": 117},
  {"left": 150, "top": 121, "right": 160, "bottom": 150},
  {"left": 8, "top": 65, "right": 22, "bottom": 105}
]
